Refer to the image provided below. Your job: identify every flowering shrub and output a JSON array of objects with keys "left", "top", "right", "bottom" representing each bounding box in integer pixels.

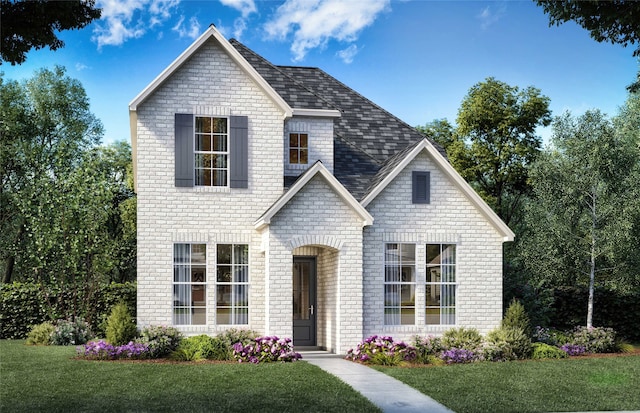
[
  {"left": 78, "top": 340, "right": 149, "bottom": 360},
  {"left": 136, "top": 325, "right": 183, "bottom": 358},
  {"left": 570, "top": 327, "right": 617, "bottom": 353},
  {"left": 51, "top": 318, "right": 93, "bottom": 346},
  {"left": 440, "top": 348, "right": 478, "bottom": 364},
  {"left": 413, "top": 335, "right": 443, "bottom": 363},
  {"left": 232, "top": 336, "right": 302, "bottom": 363},
  {"left": 533, "top": 326, "right": 570, "bottom": 346},
  {"left": 560, "top": 343, "right": 587, "bottom": 356},
  {"left": 345, "top": 335, "right": 416, "bottom": 365}
]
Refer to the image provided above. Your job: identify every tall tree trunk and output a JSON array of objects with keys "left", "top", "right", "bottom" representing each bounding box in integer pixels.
[{"left": 587, "top": 189, "right": 596, "bottom": 328}]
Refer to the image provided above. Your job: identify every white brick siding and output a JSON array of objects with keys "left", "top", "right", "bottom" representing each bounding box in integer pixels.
[
  {"left": 284, "top": 117, "right": 334, "bottom": 175},
  {"left": 136, "top": 39, "right": 284, "bottom": 335},
  {"left": 362, "top": 149, "right": 505, "bottom": 344}
]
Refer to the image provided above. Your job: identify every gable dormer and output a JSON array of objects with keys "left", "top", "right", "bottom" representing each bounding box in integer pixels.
[{"left": 284, "top": 114, "right": 338, "bottom": 176}]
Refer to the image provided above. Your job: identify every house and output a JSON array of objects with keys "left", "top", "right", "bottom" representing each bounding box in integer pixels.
[{"left": 130, "top": 25, "right": 514, "bottom": 354}]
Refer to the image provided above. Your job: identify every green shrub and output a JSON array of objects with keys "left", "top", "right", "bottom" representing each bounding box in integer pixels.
[
  {"left": 105, "top": 302, "right": 137, "bottom": 346},
  {"left": 25, "top": 322, "right": 55, "bottom": 346},
  {"left": 485, "top": 327, "right": 532, "bottom": 360},
  {"left": 171, "top": 335, "right": 220, "bottom": 361},
  {"left": 136, "top": 325, "right": 183, "bottom": 358},
  {"left": 413, "top": 335, "right": 444, "bottom": 363},
  {"left": 51, "top": 318, "right": 93, "bottom": 345},
  {"left": 502, "top": 298, "right": 532, "bottom": 337},
  {"left": 531, "top": 342, "right": 567, "bottom": 359},
  {"left": 212, "top": 329, "right": 259, "bottom": 360},
  {"left": 442, "top": 327, "right": 482, "bottom": 352},
  {"left": 0, "top": 282, "right": 136, "bottom": 339},
  {"left": 571, "top": 326, "right": 617, "bottom": 353}
]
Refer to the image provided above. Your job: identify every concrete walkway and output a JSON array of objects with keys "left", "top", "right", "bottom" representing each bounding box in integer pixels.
[{"left": 301, "top": 351, "right": 454, "bottom": 413}]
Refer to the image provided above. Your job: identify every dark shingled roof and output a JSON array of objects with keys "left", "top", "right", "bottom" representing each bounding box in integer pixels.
[{"left": 230, "top": 39, "right": 446, "bottom": 200}]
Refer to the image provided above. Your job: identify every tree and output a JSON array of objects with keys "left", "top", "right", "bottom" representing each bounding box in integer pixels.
[
  {"left": 1, "top": 0, "right": 101, "bottom": 65},
  {"left": 454, "top": 77, "right": 551, "bottom": 226},
  {"left": 521, "top": 110, "right": 640, "bottom": 328},
  {"left": 1, "top": 66, "right": 135, "bottom": 285},
  {"left": 535, "top": 0, "right": 640, "bottom": 92}
]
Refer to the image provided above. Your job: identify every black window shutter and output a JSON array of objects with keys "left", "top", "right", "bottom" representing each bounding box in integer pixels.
[
  {"left": 175, "top": 114, "right": 194, "bottom": 187},
  {"left": 412, "top": 171, "right": 430, "bottom": 204},
  {"left": 229, "top": 115, "right": 248, "bottom": 188}
]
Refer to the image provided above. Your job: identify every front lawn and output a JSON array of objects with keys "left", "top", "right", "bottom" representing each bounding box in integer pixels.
[
  {"left": 375, "top": 355, "right": 640, "bottom": 413},
  {"left": 0, "top": 340, "right": 378, "bottom": 413}
]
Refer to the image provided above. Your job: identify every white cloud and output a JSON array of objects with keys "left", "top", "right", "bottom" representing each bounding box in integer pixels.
[
  {"left": 264, "top": 0, "right": 390, "bottom": 62},
  {"left": 92, "top": 0, "right": 181, "bottom": 48},
  {"left": 219, "top": 0, "right": 256, "bottom": 18},
  {"left": 336, "top": 44, "right": 359, "bottom": 64},
  {"left": 75, "top": 62, "right": 89, "bottom": 71},
  {"left": 477, "top": 3, "right": 507, "bottom": 30},
  {"left": 172, "top": 15, "right": 202, "bottom": 39}
]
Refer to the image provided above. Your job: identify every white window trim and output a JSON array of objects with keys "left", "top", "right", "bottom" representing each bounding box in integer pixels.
[
  {"left": 194, "top": 115, "right": 230, "bottom": 188},
  {"left": 172, "top": 243, "right": 208, "bottom": 326},
  {"left": 215, "top": 244, "right": 250, "bottom": 325},
  {"left": 383, "top": 243, "right": 417, "bottom": 326}
]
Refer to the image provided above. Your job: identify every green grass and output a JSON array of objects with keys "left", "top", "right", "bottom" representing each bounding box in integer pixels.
[
  {"left": 375, "top": 355, "right": 640, "bottom": 413},
  {"left": 0, "top": 341, "right": 378, "bottom": 413}
]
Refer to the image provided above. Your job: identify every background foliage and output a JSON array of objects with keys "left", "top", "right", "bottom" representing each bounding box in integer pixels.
[{"left": 0, "top": 282, "right": 136, "bottom": 339}]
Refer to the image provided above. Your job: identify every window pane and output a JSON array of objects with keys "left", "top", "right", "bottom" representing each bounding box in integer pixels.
[
  {"left": 233, "top": 266, "right": 248, "bottom": 283},
  {"left": 442, "top": 244, "right": 456, "bottom": 264},
  {"left": 442, "top": 308, "right": 456, "bottom": 325},
  {"left": 384, "top": 308, "right": 400, "bottom": 325},
  {"left": 213, "top": 135, "right": 227, "bottom": 152},
  {"left": 426, "top": 307, "right": 441, "bottom": 325},
  {"left": 173, "top": 308, "right": 189, "bottom": 325},
  {"left": 217, "top": 266, "right": 232, "bottom": 282},
  {"left": 385, "top": 244, "right": 400, "bottom": 264},
  {"left": 289, "top": 149, "right": 298, "bottom": 164},
  {"left": 299, "top": 134, "right": 308, "bottom": 148},
  {"left": 192, "top": 308, "right": 206, "bottom": 325},
  {"left": 191, "top": 266, "right": 206, "bottom": 283},
  {"left": 174, "top": 244, "right": 190, "bottom": 264},
  {"left": 426, "top": 285, "right": 440, "bottom": 306},
  {"left": 173, "top": 284, "right": 190, "bottom": 306},
  {"left": 213, "top": 118, "right": 227, "bottom": 133},
  {"left": 289, "top": 133, "right": 299, "bottom": 147},
  {"left": 401, "top": 266, "right": 415, "bottom": 283},
  {"left": 196, "top": 117, "right": 211, "bottom": 133},
  {"left": 299, "top": 149, "right": 308, "bottom": 164},
  {"left": 196, "top": 135, "right": 211, "bottom": 151},
  {"left": 234, "top": 284, "right": 248, "bottom": 306},
  {"left": 191, "top": 244, "right": 206, "bottom": 263},
  {"left": 427, "top": 267, "right": 441, "bottom": 283},
  {"left": 401, "top": 308, "right": 415, "bottom": 325},
  {"left": 191, "top": 285, "right": 205, "bottom": 306},
  {"left": 442, "top": 285, "right": 456, "bottom": 306},
  {"left": 401, "top": 244, "right": 415, "bottom": 264},
  {"left": 441, "top": 265, "right": 455, "bottom": 282},
  {"left": 427, "top": 244, "right": 440, "bottom": 265},
  {"left": 234, "top": 308, "right": 248, "bottom": 324},
  {"left": 217, "top": 308, "right": 231, "bottom": 324},
  {"left": 401, "top": 284, "right": 415, "bottom": 306},
  {"left": 233, "top": 244, "right": 248, "bottom": 264},
  {"left": 385, "top": 266, "right": 400, "bottom": 283},
  {"left": 174, "top": 265, "right": 189, "bottom": 282},
  {"left": 212, "top": 169, "right": 227, "bottom": 186},
  {"left": 217, "top": 245, "right": 232, "bottom": 264},
  {"left": 217, "top": 285, "right": 232, "bottom": 306},
  {"left": 385, "top": 284, "right": 399, "bottom": 306},
  {"left": 195, "top": 169, "right": 211, "bottom": 186}
]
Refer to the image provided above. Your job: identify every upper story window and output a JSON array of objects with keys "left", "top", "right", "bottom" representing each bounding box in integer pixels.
[
  {"left": 289, "top": 133, "right": 308, "bottom": 165},
  {"left": 195, "top": 116, "right": 228, "bottom": 186}
]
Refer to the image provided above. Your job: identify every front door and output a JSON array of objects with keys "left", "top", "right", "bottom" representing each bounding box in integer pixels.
[{"left": 293, "top": 257, "right": 316, "bottom": 346}]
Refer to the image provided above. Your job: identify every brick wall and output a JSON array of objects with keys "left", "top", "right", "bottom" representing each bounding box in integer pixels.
[{"left": 362, "top": 149, "right": 506, "bottom": 344}]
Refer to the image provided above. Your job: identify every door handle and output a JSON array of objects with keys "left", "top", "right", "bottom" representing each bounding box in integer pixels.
[{"left": 309, "top": 305, "right": 314, "bottom": 315}]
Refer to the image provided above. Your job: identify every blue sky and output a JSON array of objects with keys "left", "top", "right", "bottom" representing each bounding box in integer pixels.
[{"left": 3, "top": 0, "right": 638, "bottom": 145}]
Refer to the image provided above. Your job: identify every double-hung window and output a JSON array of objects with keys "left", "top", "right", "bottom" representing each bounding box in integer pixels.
[
  {"left": 216, "top": 244, "right": 249, "bottom": 324},
  {"left": 288, "top": 133, "right": 308, "bottom": 165},
  {"left": 384, "top": 243, "right": 416, "bottom": 325},
  {"left": 195, "top": 116, "right": 228, "bottom": 186},
  {"left": 426, "top": 244, "right": 456, "bottom": 325},
  {"left": 173, "top": 244, "right": 207, "bottom": 325}
]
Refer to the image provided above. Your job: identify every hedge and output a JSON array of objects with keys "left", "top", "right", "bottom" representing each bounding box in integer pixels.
[
  {"left": 0, "top": 282, "right": 136, "bottom": 339},
  {"left": 550, "top": 286, "right": 640, "bottom": 342}
]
